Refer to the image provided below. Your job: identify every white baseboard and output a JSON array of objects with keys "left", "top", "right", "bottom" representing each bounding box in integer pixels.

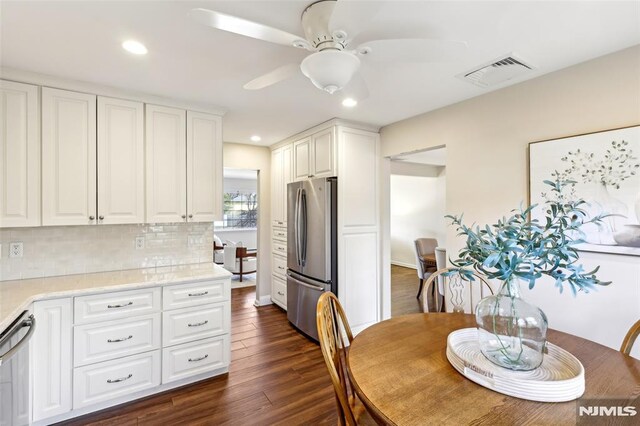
[
  {"left": 391, "top": 260, "right": 417, "bottom": 270},
  {"left": 254, "top": 295, "right": 273, "bottom": 307}
]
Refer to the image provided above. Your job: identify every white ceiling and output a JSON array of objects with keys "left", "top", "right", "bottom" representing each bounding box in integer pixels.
[
  {"left": 1, "top": 1, "right": 639, "bottom": 146},
  {"left": 395, "top": 147, "right": 447, "bottom": 166}
]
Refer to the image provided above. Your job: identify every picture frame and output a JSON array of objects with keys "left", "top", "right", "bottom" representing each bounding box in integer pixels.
[{"left": 529, "top": 125, "right": 640, "bottom": 256}]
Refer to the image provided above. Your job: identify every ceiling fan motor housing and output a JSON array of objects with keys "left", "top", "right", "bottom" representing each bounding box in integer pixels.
[{"left": 301, "top": 0, "right": 345, "bottom": 51}]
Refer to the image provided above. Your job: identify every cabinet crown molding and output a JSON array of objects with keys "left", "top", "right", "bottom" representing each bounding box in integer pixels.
[
  {"left": 269, "top": 118, "right": 380, "bottom": 150},
  {"left": 1, "top": 67, "right": 226, "bottom": 117}
]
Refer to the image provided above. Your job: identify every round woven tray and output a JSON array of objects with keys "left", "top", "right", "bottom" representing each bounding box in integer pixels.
[{"left": 446, "top": 328, "right": 585, "bottom": 402}]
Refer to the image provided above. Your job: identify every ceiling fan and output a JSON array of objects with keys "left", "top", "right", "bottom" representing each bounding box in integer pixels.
[{"left": 190, "top": 0, "right": 467, "bottom": 98}]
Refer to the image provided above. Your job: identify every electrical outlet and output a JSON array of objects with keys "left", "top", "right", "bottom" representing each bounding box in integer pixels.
[
  {"left": 9, "top": 242, "right": 23, "bottom": 258},
  {"left": 135, "top": 236, "right": 145, "bottom": 250}
]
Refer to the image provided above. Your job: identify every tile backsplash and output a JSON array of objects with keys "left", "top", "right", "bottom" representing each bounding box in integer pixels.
[{"left": 0, "top": 223, "right": 214, "bottom": 281}]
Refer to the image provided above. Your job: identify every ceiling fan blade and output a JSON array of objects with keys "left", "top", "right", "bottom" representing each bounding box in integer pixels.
[
  {"left": 356, "top": 38, "right": 468, "bottom": 63},
  {"left": 340, "top": 73, "right": 369, "bottom": 101},
  {"left": 243, "top": 63, "right": 300, "bottom": 90},
  {"left": 190, "top": 8, "right": 306, "bottom": 47},
  {"left": 328, "top": 0, "right": 382, "bottom": 43}
]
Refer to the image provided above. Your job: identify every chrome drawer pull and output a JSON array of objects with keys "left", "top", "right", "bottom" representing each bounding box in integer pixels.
[
  {"left": 107, "top": 301, "right": 133, "bottom": 309},
  {"left": 188, "top": 320, "right": 209, "bottom": 328},
  {"left": 277, "top": 266, "right": 284, "bottom": 270},
  {"left": 188, "top": 354, "right": 209, "bottom": 362},
  {"left": 107, "top": 335, "right": 133, "bottom": 343},
  {"left": 107, "top": 373, "right": 132, "bottom": 383},
  {"left": 277, "top": 291, "right": 285, "bottom": 296},
  {"left": 188, "top": 291, "right": 209, "bottom": 297}
]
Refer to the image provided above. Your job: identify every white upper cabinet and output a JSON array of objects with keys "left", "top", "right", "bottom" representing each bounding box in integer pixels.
[
  {"left": 271, "top": 147, "right": 284, "bottom": 226},
  {"left": 146, "top": 104, "right": 187, "bottom": 224},
  {"left": 293, "top": 129, "right": 335, "bottom": 181},
  {"left": 271, "top": 144, "right": 293, "bottom": 226},
  {"left": 187, "top": 111, "right": 222, "bottom": 222},
  {"left": 97, "top": 96, "right": 145, "bottom": 224},
  {"left": 293, "top": 137, "right": 311, "bottom": 181},
  {"left": 0, "top": 80, "right": 40, "bottom": 228},
  {"left": 311, "top": 128, "right": 334, "bottom": 178},
  {"left": 42, "top": 87, "right": 97, "bottom": 226}
]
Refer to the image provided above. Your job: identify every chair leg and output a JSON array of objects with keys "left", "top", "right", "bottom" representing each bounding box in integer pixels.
[{"left": 416, "top": 278, "right": 424, "bottom": 299}]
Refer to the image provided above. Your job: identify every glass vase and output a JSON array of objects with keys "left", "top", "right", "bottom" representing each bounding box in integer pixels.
[{"left": 475, "top": 278, "right": 548, "bottom": 371}]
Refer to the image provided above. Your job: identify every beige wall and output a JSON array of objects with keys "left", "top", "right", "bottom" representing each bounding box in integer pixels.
[
  {"left": 223, "top": 143, "right": 272, "bottom": 303},
  {"left": 390, "top": 164, "right": 446, "bottom": 268},
  {"left": 380, "top": 45, "right": 640, "bottom": 355}
]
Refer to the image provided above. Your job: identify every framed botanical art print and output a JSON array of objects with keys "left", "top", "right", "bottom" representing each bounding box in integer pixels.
[{"left": 529, "top": 125, "right": 640, "bottom": 256}]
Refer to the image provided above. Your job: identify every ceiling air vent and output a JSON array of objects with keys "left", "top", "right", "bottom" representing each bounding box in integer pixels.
[{"left": 457, "top": 54, "right": 535, "bottom": 88}]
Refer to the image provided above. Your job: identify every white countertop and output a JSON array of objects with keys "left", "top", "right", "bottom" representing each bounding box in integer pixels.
[{"left": 0, "top": 262, "right": 232, "bottom": 332}]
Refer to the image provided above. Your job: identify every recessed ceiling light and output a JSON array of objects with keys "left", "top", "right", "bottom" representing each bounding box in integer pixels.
[
  {"left": 250, "top": 135, "right": 261, "bottom": 142},
  {"left": 342, "top": 98, "right": 357, "bottom": 108},
  {"left": 122, "top": 40, "right": 148, "bottom": 55}
]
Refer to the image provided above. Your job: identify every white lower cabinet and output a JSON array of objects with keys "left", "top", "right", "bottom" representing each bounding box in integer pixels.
[
  {"left": 73, "top": 350, "right": 161, "bottom": 409},
  {"left": 31, "top": 277, "right": 231, "bottom": 424},
  {"left": 162, "top": 303, "right": 228, "bottom": 346},
  {"left": 32, "top": 298, "right": 73, "bottom": 422},
  {"left": 272, "top": 275, "right": 287, "bottom": 309},
  {"left": 162, "top": 335, "right": 229, "bottom": 384},
  {"left": 73, "top": 313, "right": 161, "bottom": 367}
]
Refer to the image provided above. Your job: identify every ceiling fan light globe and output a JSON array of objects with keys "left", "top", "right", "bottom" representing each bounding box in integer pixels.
[{"left": 300, "top": 50, "right": 361, "bottom": 94}]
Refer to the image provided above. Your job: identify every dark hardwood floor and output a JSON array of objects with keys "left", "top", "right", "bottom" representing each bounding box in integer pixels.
[
  {"left": 61, "top": 287, "right": 338, "bottom": 425},
  {"left": 391, "top": 264, "right": 424, "bottom": 317},
  {"left": 60, "top": 268, "right": 421, "bottom": 425}
]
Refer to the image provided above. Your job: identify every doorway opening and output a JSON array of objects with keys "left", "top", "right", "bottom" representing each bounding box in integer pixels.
[
  {"left": 214, "top": 168, "right": 259, "bottom": 289},
  {"left": 388, "top": 146, "right": 447, "bottom": 317}
]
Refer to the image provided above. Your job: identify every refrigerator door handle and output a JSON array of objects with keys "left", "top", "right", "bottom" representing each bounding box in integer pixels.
[
  {"left": 294, "top": 188, "right": 301, "bottom": 266},
  {"left": 300, "top": 188, "right": 307, "bottom": 267}
]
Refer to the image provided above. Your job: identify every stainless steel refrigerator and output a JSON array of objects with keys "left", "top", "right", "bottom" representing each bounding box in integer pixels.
[{"left": 287, "top": 177, "right": 337, "bottom": 341}]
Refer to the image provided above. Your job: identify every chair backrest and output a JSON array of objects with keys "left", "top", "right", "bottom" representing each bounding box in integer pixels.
[
  {"left": 422, "top": 268, "right": 493, "bottom": 313},
  {"left": 621, "top": 319, "right": 640, "bottom": 356},
  {"left": 213, "top": 234, "right": 223, "bottom": 247},
  {"left": 316, "top": 292, "right": 356, "bottom": 426},
  {"left": 414, "top": 238, "right": 438, "bottom": 279},
  {"left": 434, "top": 247, "right": 447, "bottom": 293},
  {"left": 223, "top": 242, "right": 238, "bottom": 271}
]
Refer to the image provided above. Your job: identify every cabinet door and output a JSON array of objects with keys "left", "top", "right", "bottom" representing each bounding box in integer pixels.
[
  {"left": 33, "top": 298, "right": 73, "bottom": 422},
  {"left": 293, "top": 137, "right": 311, "bottom": 181},
  {"left": 97, "top": 97, "right": 144, "bottom": 224},
  {"left": 0, "top": 80, "right": 40, "bottom": 228},
  {"left": 271, "top": 148, "right": 284, "bottom": 226},
  {"left": 42, "top": 88, "right": 97, "bottom": 226},
  {"left": 187, "top": 111, "right": 222, "bottom": 222},
  {"left": 146, "top": 104, "right": 186, "bottom": 223},
  {"left": 311, "top": 128, "right": 335, "bottom": 177},
  {"left": 282, "top": 144, "right": 292, "bottom": 224}
]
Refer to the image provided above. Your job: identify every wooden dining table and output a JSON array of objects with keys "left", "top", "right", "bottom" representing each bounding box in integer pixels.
[{"left": 347, "top": 313, "right": 640, "bottom": 425}]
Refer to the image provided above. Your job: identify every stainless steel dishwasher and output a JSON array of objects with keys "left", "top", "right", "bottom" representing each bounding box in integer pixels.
[{"left": 0, "top": 310, "right": 36, "bottom": 426}]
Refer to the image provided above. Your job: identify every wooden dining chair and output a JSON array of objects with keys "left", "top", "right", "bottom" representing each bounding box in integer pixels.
[
  {"left": 422, "top": 268, "right": 494, "bottom": 313},
  {"left": 414, "top": 238, "right": 438, "bottom": 299},
  {"left": 620, "top": 319, "right": 640, "bottom": 355},
  {"left": 316, "top": 292, "right": 375, "bottom": 426}
]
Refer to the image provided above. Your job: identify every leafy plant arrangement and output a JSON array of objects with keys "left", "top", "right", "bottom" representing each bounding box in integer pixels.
[{"left": 446, "top": 177, "right": 611, "bottom": 295}]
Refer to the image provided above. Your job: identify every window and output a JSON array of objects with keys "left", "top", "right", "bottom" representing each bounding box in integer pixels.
[{"left": 222, "top": 191, "right": 257, "bottom": 228}]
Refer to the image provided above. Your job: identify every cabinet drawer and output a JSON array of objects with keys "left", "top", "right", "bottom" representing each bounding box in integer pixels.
[
  {"left": 74, "top": 288, "right": 161, "bottom": 324},
  {"left": 272, "top": 275, "right": 287, "bottom": 309},
  {"left": 163, "top": 279, "right": 229, "bottom": 310},
  {"left": 163, "top": 304, "right": 228, "bottom": 347},
  {"left": 73, "top": 350, "right": 160, "bottom": 409},
  {"left": 272, "top": 254, "right": 287, "bottom": 277},
  {"left": 273, "top": 240, "right": 287, "bottom": 256},
  {"left": 272, "top": 227, "right": 287, "bottom": 241},
  {"left": 74, "top": 313, "right": 161, "bottom": 367},
  {"left": 162, "top": 335, "right": 229, "bottom": 384}
]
